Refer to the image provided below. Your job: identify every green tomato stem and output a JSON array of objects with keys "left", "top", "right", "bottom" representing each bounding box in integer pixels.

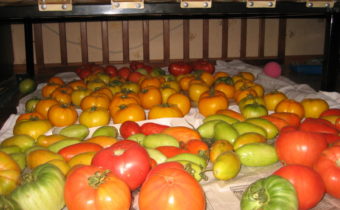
[{"left": 88, "top": 170, "right": 111, "bottom": 189}]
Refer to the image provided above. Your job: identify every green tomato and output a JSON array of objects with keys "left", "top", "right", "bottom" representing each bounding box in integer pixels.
[
  {"left": 18, "top": 78, "right": 37, "bottom": 95},
  {"left": 25, "top": 97, "right": 40, "bottom": 113},
  {"left": 241, "top": 175, "right": 298, "bottom": 210},
  {"left": 213, "top": 151, "right": 241, "bottom": 180},
  {"left": 241, "top": 103, "right": 268, "bottom": 119},
  {"left": 0, "top": 195, "right": 21, "bottom": 210},
  {"left": 11, "top": 163, "right": 65, "bottom": 210},
  {"left": 236, "top": 143, "right": 278, "bottom": 167}
]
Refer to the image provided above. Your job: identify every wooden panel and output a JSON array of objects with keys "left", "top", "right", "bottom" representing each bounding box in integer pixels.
[
  {"left": 163, "top": 19, "right": 170, "bottom": 65},
  {"left": 59, "top": 22, "right": 67, "bottom": 65},
  {"left": 183, "top": 19, "right": 189, "bottom": 62},
  {"left": 101, "top": 21, "right": 109, "bottom": 65},
  {"left": 278, "top": 18, "right": 287, "bottom": 61},
  {"left": 258, "top": 18, "right": 265, "bottom": 58},
  {"left": 80, "top": 21, "right": 88, "bottom": 64},
  {"left": 240, "top": 18, "right": 247, "bottom": 58},
  {"left": 221, "top": 19, "right": 229, "bottom": 59},
  {"left": 143, "top": 20, "right": 150, "bottom": 63},
  {"left": 203, "top": 19, "right": 209, "bottom": 59},
  {"left": 122, "top": 20, "right": 129, "bottom": 63},
  {"left": 33, "top": 23, "right": 44, "bottom": 66}
]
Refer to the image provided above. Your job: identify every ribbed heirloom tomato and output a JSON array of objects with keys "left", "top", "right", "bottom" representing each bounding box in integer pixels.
[
  {"left": 64, "top": 165, "right": 131, "bottom": 210},
  {"left": 198, "top": 90, "right": 228, "bottom": 117}
]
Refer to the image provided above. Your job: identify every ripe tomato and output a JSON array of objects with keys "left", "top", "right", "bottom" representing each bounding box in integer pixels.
[
  {"left": 58, "top": 142, "right": 103, "bottom": 161},
  {"left": 0, "top": 151, "right": 20, "bottom": 195},
  {"left": 167, "top": 93, "right": 191, "bottom": 116},
  {"left": 64, "top": 165, "right": 131, "bottom": 210},
  {"left": 313, "top": 146, "right": 340, "bottom": 198},
  {"left": 91, "top": 140, "right": 151, "bottom": 190},
  {"left": 139, "top": 87, "right": 162, "bottom": 110},
  {"left": 188, "top": 82, "right": 209, "bottom": 102},
  {"left": 301, "top": 98, "right": 329, "bottom": 118},
  {"left": 263, "top": 90, "right": 287, "bottom": 111},
  {"left": 192, "top": 60, "right": 215, "bottom": 74},
  {"left": 35, "top": 98, "right": 59, "bottom": 119},
  {"left": 119, "top": 120, "right": 141, "bottom": 139},
  {"left": 213, "top": 77, "right": 235, "bottom": 99},
  {"left": 275, "top": 130, "right": 328, "bottom": 167},
  {"left": 169, "top": 62, "right": 193, "bottom": 76},
  {"left": 275, "top": 99, "right": 305, "bottom": 119},
  {"left": 184, "top": 139, "right": 209, "bottom": 157},
  {"left": 148, "top": 104, "right": 183, "bottom": 120},
  {"left": 139, "top": 167, "right": 205, "bottom": 210},
  {"left": 274, "top": 165, "right": 325, "bottom": 210},
  {"left": 117, "top": 67, "right": 131, "bottom": 80},
  {"left": 47, "top": 104, "right": 78, "bottom": 127},
  {"left": 79, "top": 106, "right": 110, "bottom": 128},
  {"left": 112, "top": 104, "right": 146, "bottom": 124},
  {"left": 80, "top": 94, "right": 110, "bottom": 111},
  {"left": 198, "top": 90, "right": 228, "bottom": 117},
  {"left": 140, "top": 122, "right": 169, "bottom": 135},
  {"left": 104, "top": 65, "right": 118, "bottom": 77}
]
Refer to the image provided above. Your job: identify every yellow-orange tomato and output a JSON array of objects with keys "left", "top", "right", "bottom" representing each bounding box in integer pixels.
[
  {"left": 263, "top": 90, "right": 288, "bottom": 111},
  {"left": 160, "top": 87, "right": 177, "bottom": 104},
  {"left": 167, "top": 93, "right": 191, "bottom": 116},
  {"left": 199, "top": 71, "right": 215, "bottom": 87},
  {"left": 234, "top": 88, "right": 258, "bottom": 104},
  {"left": 121, "top": 81, "right": 140, "bottom": 94},
  {"left": 148, "top": 104, "right": 184, "bottom": 119},
  {"left": 188, "top": 82, "right": 209, "bottom": 103},
  {"left": 140, "top": 77, "right": 162, "bottom": 89},
  {"left": 67, "top": 79, "right": 87, "bottom": 90},
  {"left": 301, "top": 98, "right": 329, "bottom": 118},
  {"left": 178, "top": 75, "right": 195, "bottom": 91},
  {"left": 47, "top": 104, "right": 78, "bottom": 127},
  {"left": 249, "top": 84, "right": 264, "bottom": 97},
  {"left": 139, "top": 87, "right": 162, "bottom": 110},
  {"left": 27, "top": 149, "right": 64, "bottom": 169},
  {"left": 79, "top": 107, "right": 111, "bottom": 128},
  {"left": 86, "top": 79, "right": 106, "bottom": 91},
  {"left": 109, "top": 94, "right": 140, "bottom": 115},
  {"left": 234, "top": 79, "right": 254, "bottom": 91},
  {"left": 233, "top": 132, "right": 266, "bottom": 150},
  {"left": 48, "top": 76, "right": 65, "bottom": 85},
  {"left": 71, "top": 88, "right": 92, "bottom": 107},
  {"left": 161, "top": 80, "right": 180, "bottom": 92},
  {"left": 47, "top": 159, "right": 70, "bottom": 175},
  {"left": 35, "top": 98, "right": 59, "bottom": 119},
  {"left": 198, "top": 90, "right": 229, "bottom": 117},
  {"left": 91, "top": 87, "right": 114, "bottom": 100},
  {"left": 238, "top": 95, "right": 265, "bottom": 111},
  {"left": 67, "top": 152, "right": 97, "bottom": 169},
  {"left": 216, "top": 109, "right": 245, "bottom": 121},
  {"left": 112, "top": 104, "right": 146, "bottom": 124},
  {"left": 16, "top": 112, "right": 46, "bottom": 123},
  {"left": 51, "top": 88, "right": 72, "bottom": 104},
  {"left": 80, "top": 94, "right": 110, "bottom": 110},
  {"left": 84, "top": 136, "right": 118, "bottom": 148},
  {"left": 214, "top": 82, "right": 235, "bottom": 100},
  {"left": 239, "top": 71, "right": 255, "bottom": 81},
  {"left": 41, "top": 83, "right": 60, "bottom": 98},
  {"left": 213, "top": 72, "right": 230, "bottom": 81},
  {"left": 275, "top": 99, "right": 305, "bottom": 119}
]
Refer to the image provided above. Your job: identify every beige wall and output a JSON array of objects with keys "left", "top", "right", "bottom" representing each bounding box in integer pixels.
[{"left": 11, "top": 18, "right": 325, "bottom": 65}]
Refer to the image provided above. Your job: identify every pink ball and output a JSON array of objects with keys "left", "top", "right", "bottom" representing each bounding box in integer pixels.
[{"left": 263, "top": 62, "right": 282, "bottom": 78}]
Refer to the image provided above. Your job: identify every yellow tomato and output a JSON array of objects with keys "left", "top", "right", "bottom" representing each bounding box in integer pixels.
[
  {"left": 113, "top": 104, "right": 146, "bottom": 124},
  {"left": 275, "top": 99, "right": 305, "bottom": 119},
  {"left": 301, "top": 98, "right": 329, "bottom": 118},
  {"left": 68, "top": 152, "right": 97, "bottom": 169},
  {"left": 36, "top": 134, "right": 68, "bottom": 147},
  {"left": 160, "top": 87, "right": 177, "bottom": 104},
  {"left": 148, "top": 104, "right": 184, "bottom": 120},
  {"left": 47, "top": 159, "right": 70, "bottom": 175},
  {"left": 209, "top": 140, "right": 233, "bottom": 163},
  {"left": 85, "top": 136, "right": 118, "bottom": 148},
  {"left": 188, "top": 82, "right": 209, "bottom": 103},
  {"left": 27, "top": 149, "right": 64, "bottom": 169},
  {"left": 79, "top": 107, "right": 111, "bottom": 128},
  {"left": 167, "top": 93, "right": 191, "bottom": 116},
  {"left": 263, "top": 91, "right": 288, "bottom": 111}
]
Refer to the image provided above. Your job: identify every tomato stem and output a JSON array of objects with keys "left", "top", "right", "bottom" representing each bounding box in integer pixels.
[
  {"left": 21, "top": 172, "right": 34, "bottom": 184},
  {"left": 88, "top": 170, "right": 111, "bottom": 189}
]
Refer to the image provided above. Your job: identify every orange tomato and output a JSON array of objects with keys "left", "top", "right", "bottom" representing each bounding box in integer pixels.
[
  {"left": 41, "top": 83, "right": 60, "bottom": 98},
  {"left": 275, "top": 99, "right": 305, "bottom": 119},
  {"left": 67, "top": 79, "right": 87, "bottom": 90},
  {"left": 48, "top": 76, "right": 65, "bottom": 85},
  {"left": 301, "top": 98, "right": 329, "bottom": 118},
  {"left": 234, "top": 88, "right": 258, "bottom": 104},
  {"left": 36, "top": 134, "right": 67, "bottom": 147},
  {"left": 249, "top": 84, "right": 264, "bottom": 97},
  {"left": 84, "top": 136, "right": 118, "bottom": 148},
  {"left": 80, "top": 94, "right": 110, "bottom": 110},
  {"left": 199, "top": 71, "right": 214, "bottom": 87},
  {"left": 161, "top": 80, "right": 180, "bottom": 92},
  {"left": 27, "top": 149, "right": 64, "bottom": 169},
  {"left": 109, "top": 94, "right": 140, "bottom": 115},
  {"left": 239, "top": 71, "right": 255, "bottom": 81},
  {"left": 91, "top": 87, "right": 114, "bottom": 100},
  {"left": 214, "top": 82, "right": 235, "bottom": 100},
  {"left": 216, "top": 109, "right": 245, "bottom": 121},
  {"left": 263, "top": 90, "right": 288, "bottom": 111},
  {"left": 213, "top": 72, "right": 230, "bottom": 81},
  {"left": 71, "top": 87, "right": 92, "bottom": 107},
  {"left": 16, "top": 112, "right": 46, "bottom": 123},
  {"left": 178, "top": 75, "right": 195, "bottom": 91},
  {"left": 51, "top": 88, "right": 72, "bottom": 104},
  {"left": 140, "top": 76, "right": 162, "bottom": 89},
  {"left": 209, "top": 140, "right": 233, "bottom": 163},
  {"left": 167, "top": 93, "right": 191, "bottom": 116},
  {"left": 47, "top": 104, "right": 78, "bottom": 127},
  {"left": 198, "top": 90, "right": 229, "bottom": 117},
  {"left": 79, "top": 107, "right": 111, "bottom": 128},
  {"left": 35, "top": 98, "right": 59, "bottom": 119},
  {"left": 184, "top": 139, "right": 209, "bottom": 156},
  {"left": 161, "top": 126, "right": 201, "bottom": 144},
  {"left": 112, "top": 104, "right": 146, "bottom": 124},
  {"left": 139, "top": 87, "right": 162, "bottom": 110},
  {"left": 148, "top": 104, "right": 184, "bottom": 119}
]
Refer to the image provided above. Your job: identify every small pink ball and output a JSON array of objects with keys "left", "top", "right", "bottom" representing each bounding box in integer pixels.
[{"left": 263, "top": 62, "right": 282, "bottom": 78}]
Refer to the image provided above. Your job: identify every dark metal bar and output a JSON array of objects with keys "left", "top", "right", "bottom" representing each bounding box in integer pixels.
[
  {"left": 33, "top": 23, "right": 44, "bottom": 67},
  {"left": 321, "top": 12, "right": 340, "bottom": 91},
  {"left": 221, "top": 18, "right": 228, "bottom": 59},
  {"left": 80, "top": 22, "right": 88, "bottom": 64},
  {"left": 240, "top": 18, "right": 247, "bottom": 58},
  {"left": 101, "top": 21, "right": 109, "bottom": 65},
  {"left": 183, "top": 19, "right": 189, "bottom": 62},
  {"left": 163, "top": 19, "right": 170, "bottom": 65},
  {"left": 143, "top": 20, "right": 150, "bottom": 63},
  {"left": 258, "top": 18, "right": 265, "bottom": 58},
  {"left": 278, "top": 18, "right": 287, "bottom": 62},
  {"left": 59, "top": 22, "right": 68, "bottom": 65},
  {"left": 24, "top": 20, "right": 34, "bottom": 77},
  {"left": 122, "top": 20, "right": 129, "bottom": 63}
]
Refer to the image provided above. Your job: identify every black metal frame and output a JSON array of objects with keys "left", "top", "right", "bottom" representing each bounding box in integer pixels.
[{"left": 0, "top": 1, "right": 339, "bottom": 91}]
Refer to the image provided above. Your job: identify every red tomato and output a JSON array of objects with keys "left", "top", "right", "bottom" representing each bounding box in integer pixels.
[
  {"left": 128, "top": 71, "right": 144, "bottom": 83},
  {"left": 184, "top": 139, "right": 209, "bottom": 156},
  {"left": 156, "top": 146, "right": 189, "bottom": 158},
  {"left": 64, "top": 165, "right": 131, "bottom": 210},
  {"left": 274, "top": 165, "right": 325, "bottom": 210},
  {"left": 169, "top": 62, "right": 193, "bottom": 76},
  {"left": 313, "top": 146, "right": 340, "bottom": 198},
  {"left": 192, "top": 60, "right": 215, "bottom": 74},
  {"left": 129, "top": 61, "right": 145, "bottom": 71},
  {"left": 76, "top": 65, "right": 92, "bottom": 79},
  {"left": 104, "top": 65, "right": 118, "bottom": 77},
  {"left": 139, "top": 167, "right": 206, "bottom": 210},
  {"left": 140, "top": 122, "right": 169, "bottom": 135},
  {"left": 299, "top": 118, "right": 339, "bottom": 135},
  {"left": 320, "top": 108, "right": 340, "bottom": 117},
  {"left": 119, "top": 121, "right": 141, "bottom": 139},
  {"left": 58, "top": 142, "right": 103, "bottom": 161},
  {"left": 275, "top": 130, "right": 328, "bottom": 167},
  {"left": 118, "top": 67, "right": 131, "bottom": 80},
  {"left": 91, "top": 140, "right": 150, "bottom": 190}
]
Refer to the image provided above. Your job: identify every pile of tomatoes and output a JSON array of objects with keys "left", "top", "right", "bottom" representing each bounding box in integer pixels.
[{"left": 1, "top": 60, "right": 340, "bottom": 210}]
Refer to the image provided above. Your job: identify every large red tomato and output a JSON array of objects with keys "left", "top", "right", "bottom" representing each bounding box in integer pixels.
[
  {"left": 64, "top": 165, "right": 131, "bottom": 210},
  {"left": 91, "top": 140, "right": 150, "bottom": 190},
  {"left": 275, "top": 130, "right": 328, "bottom": 167},
  {"left": 192, "top": 60, "right": 215, "bottom": 74},
  {"left": 274, "top": 165, "right": 325, "bottom": 210},
  {"left": 139, "top": 166, "right": 206, "bottom": 210},
  {"left": 169, "top": 62, "right": 193, "bottom": 76},
  {"left": 313, "top": 146, "right": 340, "bottom": 198}
]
